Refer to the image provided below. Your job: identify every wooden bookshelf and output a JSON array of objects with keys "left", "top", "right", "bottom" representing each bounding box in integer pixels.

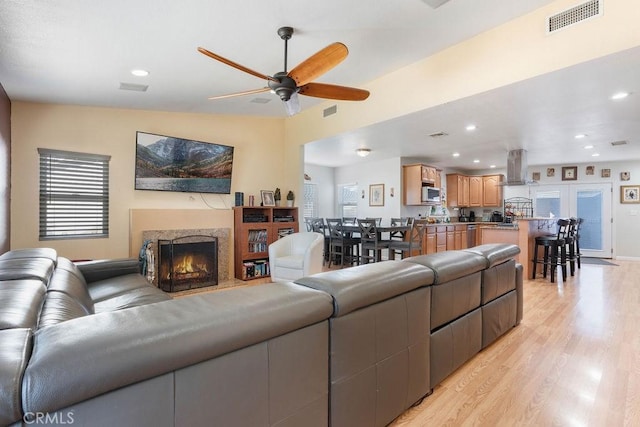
[{"left": 233, "top": 206, "right": 299, "bottom": 280}]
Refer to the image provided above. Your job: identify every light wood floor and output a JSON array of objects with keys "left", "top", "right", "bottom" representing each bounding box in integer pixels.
[{"left": 392, "top": 259, "right": 640, "bottom": 427}]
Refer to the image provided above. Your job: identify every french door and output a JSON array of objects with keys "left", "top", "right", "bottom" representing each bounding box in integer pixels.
[{"left": 532, "top": 183, "right": 612, "bottom": 258}]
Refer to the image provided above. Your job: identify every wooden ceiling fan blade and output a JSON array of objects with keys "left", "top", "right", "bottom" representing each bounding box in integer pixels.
[
  {"left": 198, "top": 47, "right": 277, "bottom": 82},
  {"left": 298, "top": 82, "right": 370, "bottom": 101},
  {"left": 288, "top": 42, "right": 348, "bottom": 87},
  {"left": 207, "top": 87, "right": 270, "bottom": 100}
]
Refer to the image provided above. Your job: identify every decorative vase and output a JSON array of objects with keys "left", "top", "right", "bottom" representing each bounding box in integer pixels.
[{"left": 286, "top": 200, "right": 293, "bottom": 207}]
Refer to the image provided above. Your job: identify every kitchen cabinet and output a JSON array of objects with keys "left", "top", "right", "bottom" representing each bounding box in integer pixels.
[
  {"left": 445, "top": 174, "right": 469, "bottom": 207},
  {"left": 436, "top": 226, "right": 447, "bottom": 252},
  {"left": 469, "top": 176, "right": 483, "bottom": 207},
  {"left": 402, "top": 164, "right": 442, "bottom": 206},
  {"left": 482, "top": 175, "right": 504, "bottom": 206},
  {"left": 446, "top": 226, "right": 455, "bottom": 250},
  {"left": 425, "top": 227, "right": 437, "bottom": 254},
  {"left": 447, "top": 173, "right": 504, "bottom": 207}
]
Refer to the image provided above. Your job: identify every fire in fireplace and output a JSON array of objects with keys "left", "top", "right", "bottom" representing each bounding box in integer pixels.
[{"left": 158, "top": 236, "right": 218, "bottom": 292}]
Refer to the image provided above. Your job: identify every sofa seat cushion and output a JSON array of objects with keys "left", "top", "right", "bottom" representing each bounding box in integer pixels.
[
  {"left": 272, "top": 254, "right": 304, "bottom": 270},
  {"left": 403, "top": 250, "right": 486, "bottom": 284},
  {"left": 87, "top": 273, "right": 156, "bottom": 303},
  {"left": 0, "top": 258, "right": 55, "bottom": 285},
  {"left": 0, "top": 280, "right": 46, "bottom": 330},
  {"left": 93, "top": 287, "right": 171, "bottom": 313},
  {"left": 463, "top": 243, "right": 520, "bottom": 268}
]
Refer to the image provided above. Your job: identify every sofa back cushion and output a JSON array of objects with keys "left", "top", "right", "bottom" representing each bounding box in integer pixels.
[
  {"left": 0, "top": 258, "right": 56, "bottom": 286},
  {"left": 0, "top": 280, "right": 46, "bottom": 330}
]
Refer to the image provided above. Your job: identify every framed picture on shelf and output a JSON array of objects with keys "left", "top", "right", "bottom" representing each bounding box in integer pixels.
[
  {"left": 260, "top": 190, "right": 275, "bottom": 207},
  {"left": 562, "top": 166, "right": 577, "bottom": 181},
  {"left": 620, "top": 185, "right": 640, "bottom": 203},
  {"left": 369, "top": 184, "right": 385, "bottom": 207}
]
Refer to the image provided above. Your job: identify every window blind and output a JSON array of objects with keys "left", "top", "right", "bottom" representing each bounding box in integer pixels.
[{"left": 38, "top": 148, "right": 111, "bottom": 240}]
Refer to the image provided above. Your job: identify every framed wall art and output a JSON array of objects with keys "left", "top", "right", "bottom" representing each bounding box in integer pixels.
[
  {"left": 601, "top": 169, "right": 611, "bottom": 178},
  {"left": 369, "top": 184, "right": 385, "bottom": 207},
  {"left": 562, "top": 166, "right": 577, "bottom": 181},
  {"left": 585, "top": 165, "right": 595, "bottom": 176},
  {"left": 620, "top": 185, "right": 640, "bottom": 204},
  {"left": 547, "top": 168, "right": 555, "bottom": 177},
  {"left": 621, "top": 171, "right": 631, "bottom": 181}
]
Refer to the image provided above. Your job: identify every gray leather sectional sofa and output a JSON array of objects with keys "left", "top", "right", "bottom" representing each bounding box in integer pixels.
[{"left": 0, "top": 243, "right": 521, "bottom": 426}]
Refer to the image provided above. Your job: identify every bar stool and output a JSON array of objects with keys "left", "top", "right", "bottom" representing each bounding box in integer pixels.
[
  {"left": 565, "top": 218, "right": 579, "bottom": 276},
  {"left": 532, "top": 218, "right": 570, "bottom": 282}
]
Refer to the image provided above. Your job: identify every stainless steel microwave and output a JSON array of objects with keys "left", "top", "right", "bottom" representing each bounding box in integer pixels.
[{"left": 422, "top": 186, "right": 441, "bottom": 203}]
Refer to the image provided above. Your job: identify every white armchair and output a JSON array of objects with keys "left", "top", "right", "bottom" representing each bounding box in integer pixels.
[{"left": 268, "top": 232, "right": 325, "bottom": 282}]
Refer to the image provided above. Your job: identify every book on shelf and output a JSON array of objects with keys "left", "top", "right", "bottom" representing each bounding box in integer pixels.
[
  {"left": 277, "top": 228, "right": 295, "bottom": 239},
  {"left": 242, "top": 260, "right": 270, "bottom": 279}
]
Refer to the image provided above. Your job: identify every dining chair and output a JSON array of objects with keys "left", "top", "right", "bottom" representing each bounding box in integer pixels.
[
  {"left": 389, "top": 217, "right": 411, "bottom": 241},
  {"left": 365, "top": 217, "right": 382, "bottom": 226},
  {"left": 310, "top": 218, "right": 330, "bottom": 265},
  {"left": 358, "top": 218, "right": 391, "bottom": 264},
  {"left": 388, "top": 218, "right": 428, "bottom": 259},
  {"left": 326, "top": 218, "right": 360, "bottom": 267},
  {"left": 342, "top": 217, "right": 357, "bottom": 225}
]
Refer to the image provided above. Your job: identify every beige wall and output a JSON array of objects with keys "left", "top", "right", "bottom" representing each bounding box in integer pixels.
[
  {"left": 9, "top": 0, "right": 640, "bottom": 260},
  {"left": 11, "top": 103, "right": 285, "bottom": 260}
]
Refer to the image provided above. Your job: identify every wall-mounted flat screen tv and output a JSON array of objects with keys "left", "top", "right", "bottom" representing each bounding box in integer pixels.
[{"left": 135, "top": 131, "right": 234, "bottom": 194}]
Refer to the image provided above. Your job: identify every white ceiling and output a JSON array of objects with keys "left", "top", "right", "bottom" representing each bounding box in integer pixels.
[{"left": 1, "top": 0, "right": 638, "bottom": 170}]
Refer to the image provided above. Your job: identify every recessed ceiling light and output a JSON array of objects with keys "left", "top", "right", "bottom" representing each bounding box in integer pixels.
[
  {"left": 611, "top": 91, "right": 629, "bottom": 100},
  {"left": 490, "top": 165, "right": 496, "bottom": 169},
  {"left": 584, "top": 145, "right": 594, "bottom": 149},
  {"left": 452, "top": 152, "right": 460, "bottom": 157},
  {"left": 575, "top": 134, "right": 587, "bottom": 139},
  {"left": 473, "top": 159, "right": 480, "bottom": 163},
  {"left": 592, "top": 153, "right": 600, "bottom": 157},
  {"left": 465, "top": 124, "right": 476, "bottom": 131},
  {"left": 131, "top": 69, "right": 149, "bottom": 77}
]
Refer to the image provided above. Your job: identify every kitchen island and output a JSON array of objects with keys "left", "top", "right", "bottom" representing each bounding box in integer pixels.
[{"left": 479, "top": 218, "right": 556, "bottom": 279}]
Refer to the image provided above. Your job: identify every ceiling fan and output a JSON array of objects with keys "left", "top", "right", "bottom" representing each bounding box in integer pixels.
[{"left": 198, "top": 27, "right": 370, "bottom": 115}]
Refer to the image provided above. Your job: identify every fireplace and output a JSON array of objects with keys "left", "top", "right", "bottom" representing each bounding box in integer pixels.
[{"left": 158, "top": 235, "right": 218, "bottom": 292}]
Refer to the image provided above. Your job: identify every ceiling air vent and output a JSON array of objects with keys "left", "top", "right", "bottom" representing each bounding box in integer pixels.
[
  {"left": 547, "top": 0, "right": 602, "bottom": 33},
  {"left": 610, "top": 140, "right": 628, "bottom": 146},
  {"left": 119, "top": 82, "right": 148, "bottom": 92},
  {"left": 428, "top": 131, "right": 448, "bottom": 138},
  {"left": 323, "top": 105, "right": 338, "bottom": 117}
]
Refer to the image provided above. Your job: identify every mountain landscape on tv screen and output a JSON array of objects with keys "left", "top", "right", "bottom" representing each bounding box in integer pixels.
[{"left": 136, "top": 137, "right": 233, "bottom": 179}]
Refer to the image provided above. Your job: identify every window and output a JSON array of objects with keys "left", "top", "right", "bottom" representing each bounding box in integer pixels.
[
  {"left": 303, "top": 183, "right": 318, "bottom": 219},
  {"left": 38, "top": 148, "right": 110, "bottom": 240},
  {"left": 338, "top": 184, "right": 359, "bottom": 218}
]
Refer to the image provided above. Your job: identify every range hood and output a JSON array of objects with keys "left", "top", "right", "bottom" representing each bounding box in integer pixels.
[{"left": 506, "top": 149, "right": 528, "bottom": 185}]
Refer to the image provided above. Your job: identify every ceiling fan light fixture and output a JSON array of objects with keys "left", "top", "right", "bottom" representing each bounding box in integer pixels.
[
  {"left": 283, "top": 92, "right": 300, "bottom": 116},
  {"left": 356, "top": 148, "right": 371, "bottom": 157}
]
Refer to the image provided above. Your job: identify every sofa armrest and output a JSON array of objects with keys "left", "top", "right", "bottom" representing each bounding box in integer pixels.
[
  {"left": 21, "top": 282, "right": 333, "bottom": 415},
  {"left": 75, "top": 258, "right": 140, "bottom": 283}
]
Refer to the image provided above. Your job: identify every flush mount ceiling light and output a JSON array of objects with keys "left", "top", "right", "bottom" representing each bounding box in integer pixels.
[
  {"left": 356, "top": 148, "right": 371, "bottom": 157},
  {"left": 131, "top": 69, "right": 149, "bottom": 77}
]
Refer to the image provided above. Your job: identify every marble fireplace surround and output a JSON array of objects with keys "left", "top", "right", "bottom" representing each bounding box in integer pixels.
[{"left": 130, "top": 209, "right": 234, "bottom": 285}]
